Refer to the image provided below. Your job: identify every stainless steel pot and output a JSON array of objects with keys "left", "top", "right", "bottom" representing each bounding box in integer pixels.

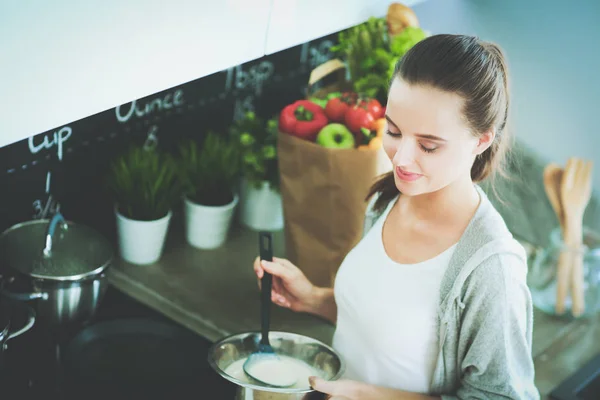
[
  {"left": 208, "top": 331, "right": 344, "bottom": 400},
  {"left": 0, "top": 213, "right": 113, "bottom": 331}
]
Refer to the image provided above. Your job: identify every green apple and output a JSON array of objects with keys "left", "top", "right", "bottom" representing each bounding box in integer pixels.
[{"left": 316, "top": 123, "right": 355, "bottom": 149}]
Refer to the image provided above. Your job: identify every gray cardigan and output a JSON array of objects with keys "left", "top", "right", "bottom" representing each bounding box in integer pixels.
[{"left": 363, "top": 186, "right": 540, "bottom": 399}]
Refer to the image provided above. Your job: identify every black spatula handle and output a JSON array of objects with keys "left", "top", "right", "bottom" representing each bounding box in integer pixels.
[{"left": 259, "top": 231, "right": 273, "bottom": 347}]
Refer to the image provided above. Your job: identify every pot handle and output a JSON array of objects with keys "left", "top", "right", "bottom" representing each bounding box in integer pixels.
[
  {"left": 6, "top": 304, "right": 36, "bottom": 342},
  {"left": 0, "top": 276, "right": 49, "bottom": 301},
  {"left": 1, "top": 290, "right": 49, "bottom": 301},
  {"left": 43, "top": 211, "right": 68, "bottom": 257}
]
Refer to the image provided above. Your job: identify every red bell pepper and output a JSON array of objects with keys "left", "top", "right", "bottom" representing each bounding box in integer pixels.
[{"left": 279, "top": 100, "right": 329, "bottom": 142}]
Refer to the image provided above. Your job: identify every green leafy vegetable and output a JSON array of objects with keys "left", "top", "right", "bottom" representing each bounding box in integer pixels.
[
  {"left": 331, "top": 17, "right": 427, "bottom": 103},
  {"left": 390, "top": 26, "right": 428, "bottom": 59}
]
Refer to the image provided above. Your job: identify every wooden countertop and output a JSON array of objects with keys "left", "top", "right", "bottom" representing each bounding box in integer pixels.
[
  {"left": 108, "top": 224, "right": 335, "bottom": 345},
  {"left": 107, "top": 222, "right": 600, "bottom": 399}
]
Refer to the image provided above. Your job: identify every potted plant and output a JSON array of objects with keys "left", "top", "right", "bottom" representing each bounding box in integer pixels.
[
  {"left": 230, "top": 112, "right": 284, "bottom": 231},
  {"left": 178, "top": 131, "right": 240, "bottom": 249},
  {"left": 106, "top": 144, "right": 181, "bottom": 265}
]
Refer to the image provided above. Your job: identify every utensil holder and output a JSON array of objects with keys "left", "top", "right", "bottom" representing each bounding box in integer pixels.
[{"left": 528, "top": 226, "right": 600, "bottom": 318}]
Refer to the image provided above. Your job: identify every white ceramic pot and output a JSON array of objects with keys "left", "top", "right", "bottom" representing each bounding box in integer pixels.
[
  {"left": 184, "top": 194, "right": 238, "bottom": 249},
  {"left": 239, "top": 179, "right": 284, "bottom": 231},
  {"left": 115, "top": 209, "right": 172, "bottom": 265}
]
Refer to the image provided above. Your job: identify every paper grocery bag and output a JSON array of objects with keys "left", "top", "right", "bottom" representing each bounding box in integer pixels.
[{"left": 277, "top": 131, "right": 386, "bottom": 288}]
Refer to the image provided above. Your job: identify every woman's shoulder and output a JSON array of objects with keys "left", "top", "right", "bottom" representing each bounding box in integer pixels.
[
  {"left": 444, "top": 234, "right": 529, "bottom": 315},
  {"left": 460, "top": 197, "right": 529, "bottom": 292},
  {"left": 440, "top": 187, "right": 528, "bottom": 299},
  {"left": 464, "top": 187, "right": 528, "bottom": 269},
  {"left": 463, "top": 186, "right": 515, "bottom": 247}
]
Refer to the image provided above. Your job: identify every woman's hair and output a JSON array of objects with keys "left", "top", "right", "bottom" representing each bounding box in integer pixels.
[{"left": 367, "top": 34, "right": 512, "bottom": 212}]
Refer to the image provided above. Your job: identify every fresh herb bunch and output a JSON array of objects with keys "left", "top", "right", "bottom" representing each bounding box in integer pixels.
[
  {"left": 230, "top": 111, "right": 279, "bottom": 191},
  {"left": 331, "top": 17, "right": 426, "bottom": 103},
  {"left": 178, "top": 131, "right": 241, "bottom": 206},
  {"left": 107, "top": 145, "right": 181, "bottom": 221}
]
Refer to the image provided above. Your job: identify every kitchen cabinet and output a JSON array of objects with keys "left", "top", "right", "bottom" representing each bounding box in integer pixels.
[
  {"left": 0, "top": 0, "right": 270, "bottom": 149},
  {"left": 264, "top": 0, "right": 427, "bottom": 55}
]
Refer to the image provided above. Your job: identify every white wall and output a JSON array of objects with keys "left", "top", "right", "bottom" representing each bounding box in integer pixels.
[
  {"left": 411, "top": 0, "right": 600, "bottom": 190},
  {"left": 0, "top": 0, "right": 271, "bottom": 150}
]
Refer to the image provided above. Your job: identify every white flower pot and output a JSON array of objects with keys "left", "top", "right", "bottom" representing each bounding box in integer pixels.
[
  {"left": 239, "top": 179, "right": 284, "bottom": 231},
  {"left": 184, "top": 194, "right": 238, "bottom": 249},
  {"left": 115, "top": 209, "right": 172, "bottom": 265}
]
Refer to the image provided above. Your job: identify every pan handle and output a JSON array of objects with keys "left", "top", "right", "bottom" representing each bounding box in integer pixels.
[{"left": 6, "top": 303, "right": 36, "bottom": 342}]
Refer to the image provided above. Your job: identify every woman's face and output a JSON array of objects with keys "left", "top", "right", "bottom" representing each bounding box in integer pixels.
[{"left": 383, "top": 78, "right": 492, "bottom": 197}]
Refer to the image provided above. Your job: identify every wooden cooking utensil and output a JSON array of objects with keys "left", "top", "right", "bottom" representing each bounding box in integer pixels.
[
  {"left": 558, "top": 158, "right": 593, "bottom": 317},
  {"left": 567, "top": 159, "right": 592, "bottom": 316},
  {"left": 543, "top": 164, "right": 565, "bottom": 232},
  {"left": 544, "top": 163, "right": 569, "bottom": 314}
]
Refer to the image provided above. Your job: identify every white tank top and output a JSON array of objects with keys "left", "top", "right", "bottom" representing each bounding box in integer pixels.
[{"left": 332, "top": 198, "right": 457, "bottom": 394}]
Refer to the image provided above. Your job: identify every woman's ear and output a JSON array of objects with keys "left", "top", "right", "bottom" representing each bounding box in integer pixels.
[{"left": 474, "top": 130, "right": 495, "bottom": 156}]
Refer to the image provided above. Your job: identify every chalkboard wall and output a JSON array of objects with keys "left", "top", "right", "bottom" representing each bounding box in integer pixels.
[{"left": 0, "top": 33, "right": 338, "bottom": 240}]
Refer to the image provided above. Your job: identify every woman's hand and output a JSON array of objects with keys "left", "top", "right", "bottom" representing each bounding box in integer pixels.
[
  {"left": 309, "top": 377, "right": 368, "bottom": 400},
  {"left": 253, "top": 256, "right": 317, "bottom": 313},
  {"left": 309, "top": 377, "right": 441, "bottom": 400}
]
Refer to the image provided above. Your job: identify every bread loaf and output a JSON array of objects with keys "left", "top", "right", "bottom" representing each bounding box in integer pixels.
[{"left": 386, "top": 2, "right": 420, "bottom": 36}]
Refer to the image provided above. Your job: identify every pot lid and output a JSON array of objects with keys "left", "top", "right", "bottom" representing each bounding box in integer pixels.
[{"left": 0, "top": 214, "right": 113, "bottom": 281}]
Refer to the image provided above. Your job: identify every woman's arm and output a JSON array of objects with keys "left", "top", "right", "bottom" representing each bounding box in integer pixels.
[
  {"left": 443, "top": 253, "right": 540, "bottom": 400},
  {"left": 305, "top": 287, "right": 337, "bottom": 324},
  {"left": 363, "top": 385, "right": 440, "bottom": 400}
]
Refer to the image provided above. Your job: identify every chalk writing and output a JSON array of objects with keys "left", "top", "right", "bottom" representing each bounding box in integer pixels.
[
  {"left": 225, "top": 61, "right": 274, "bottom": 96},
  {"left": 143, "top": 125, "right": 159, "bottom": 151},
  {"left": 32, "top": 195, "right": 58, "bottom": 219},
  {"left": 115, "top": 89, "right": 184, "bottom": 123},
  {"left": 301, "top": 40, "right": 334, "bottom": 69},
  {"left": 32, "top": 169, "right": 58, "bottom": 219},
  {"left": 28, "top": 126, "right": 72, "bottom": 161},
  {"left": 32, "top": 199, "right": 43, "bottom": 219},
  {"left": 233, "top": 95, "right": 255, "bottom": 122},
  {"left": 46, "top": 171, "right": 51, "bottom": 193}
]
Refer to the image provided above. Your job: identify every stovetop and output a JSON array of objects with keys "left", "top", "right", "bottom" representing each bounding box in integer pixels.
[{"left": 1, "top": 286, "right": 236, "bottom": 400}]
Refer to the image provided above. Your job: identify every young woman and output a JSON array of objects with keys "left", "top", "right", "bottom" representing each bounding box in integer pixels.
[{"left": 253, "top": 34, "right": 539, "bottom": 400}]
